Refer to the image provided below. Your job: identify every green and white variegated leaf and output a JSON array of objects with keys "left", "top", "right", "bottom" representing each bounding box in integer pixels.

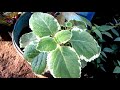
[
  {"left": 70, "top": 31, "right": 101, "bottom": 62},
  {"left": 47, "top": 46, "right": 81, "bottom": 78},
  {"left": 23, "top": 42, "right": 40, "bottom": 62},
  {"left": 19, "top": 32, "right": 37, "bottom": 48},
  {"left": 29, "top": 12, "right": 61, "bottom": 38},
  {"left": 36, "top": 36, "right": 57, "bottom": 52},
  {"left": 65, "top": 21, "right": 73, "bottom": 28},
  {"left": 31, "top": 52, "right": 47, "bottom": 74},
  {"left": 54, "top": 30, "right": 72, "bottom": 44},
  {"left": 71, "top": 26, "right": 86, "bottom": 32},
  {"left": 69, "top": 20, "right": 87, "bottom": 30}
]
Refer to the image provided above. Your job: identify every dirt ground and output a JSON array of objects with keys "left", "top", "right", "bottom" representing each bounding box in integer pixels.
[{"left": 0, "top": 31, "right": 39, "bottom": 78}]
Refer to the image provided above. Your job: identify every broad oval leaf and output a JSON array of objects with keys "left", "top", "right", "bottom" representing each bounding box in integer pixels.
[
  {"left": 23, "top": 43, "right": 40, "bottom": 62},
  {"left": 102, "top": 32, "right": 113, "bottom": 38},
  {"left": 113, "top": 66, "right": 120, "bottom": 73},
  {"left": 47, "top": 46, "right": 81, "bottom": 78},
  {"left": 103, "top": 47, "right": 113, "bottom": 53},
  {"left": 54, "top": 30, "right": 72, "bottom": 44},
  {"left": 19, "top": 32, "right": 37, "bottom": 48},
  {"left": 36, "top": 36, "right": 57, "bottom": 52},
  {"left": 31, "top": 52, "right": 47, "bottom": 74},
  {"left": 98, "top": 25, "right": 114, "bottom": 32},
  {"left": 29, "top": 12, "right": 61, "bottom": 38},
  {"left": 114, "top": 37, "right": 120, "bottom": 41},
  {"left": 111, "top": 29, "right": 119, "bottom": 37},
  {"left": 70, "top": 31, "right": 101, "bottom": 62}
]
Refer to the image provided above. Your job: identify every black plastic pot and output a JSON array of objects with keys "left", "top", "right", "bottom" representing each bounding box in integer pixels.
[
  {"left": 12, "top": 12, "right": 32, "bottom": 58},
  {"left": 12, "top": 12, "right": 96, "bottom": 78}
]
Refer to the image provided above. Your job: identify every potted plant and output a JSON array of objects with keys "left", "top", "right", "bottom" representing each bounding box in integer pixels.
[{"left": 12, "top": 12, "right": 101, "bottom": 78}]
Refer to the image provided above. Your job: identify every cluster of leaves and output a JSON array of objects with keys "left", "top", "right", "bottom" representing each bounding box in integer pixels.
[
  {"left": 20, "top": 12, "right": 101, "bottom": 78},
  {"left": 0, "top": 12, "right": 22, "bottom": 26},
  {"left": 90, "top": 18, "right": 120, "bottom": 76}
]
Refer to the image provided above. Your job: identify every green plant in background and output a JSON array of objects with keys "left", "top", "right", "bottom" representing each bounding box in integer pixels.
[
  {"left": 20, "top": 12, "right": 101, "bottom": 78},
  {"left": 90, "top": 18, "right": 120, "bottom": 74},
  {"left": 0, "top": 12, "right": 22, "bottom": 26}
]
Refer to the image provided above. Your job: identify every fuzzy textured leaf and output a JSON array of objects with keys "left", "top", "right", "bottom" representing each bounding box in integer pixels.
[
  {"left": 70, "top": 31, "right": 101, "bottom": 62},
  {"left": 54, "top": 30, "right": 72, "bottom": 44},
  {"left": 29, "top": 12, "right": 61, "bottom": 38},
  {"left": 36, "top": 36, "right": 57, "bottom": 52},
  {"left": 65, "top": 21, "right": 73, "bottom": 28},
  {"left": 47, "top": 46, "right": 81, "bottom": 78},
  {"left": 31, "top": 52, "right": 47, "bottom": 74},
  {"left": 19, "top": 32, "right": 37, "bottom": 48},
  {"left": 23, "top": 43, "right": 40, "bottom": 62}
]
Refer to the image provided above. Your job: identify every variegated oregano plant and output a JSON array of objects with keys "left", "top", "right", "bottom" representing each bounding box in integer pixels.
[{"left": 20, "top": 12, "right": 101, "bottom": 78}]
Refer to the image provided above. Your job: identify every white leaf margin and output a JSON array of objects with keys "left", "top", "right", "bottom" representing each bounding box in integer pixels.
[
  {"left": 54, "top": 30, "right": 72, "bottom": 44},
  {"left": 71, "top": 26, "right": 87, "bottom": 32},
  {"left": 79, "top": 39, "right": 101, "bottom": 62},
  {"left": 47, "top": 45, "right": 81, "bottom": 78}
]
